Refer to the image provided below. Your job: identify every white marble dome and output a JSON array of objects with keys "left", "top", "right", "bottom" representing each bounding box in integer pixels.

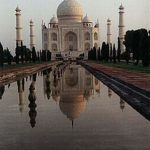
[
  {"left": 82, "top": 14, "right": 92, "bottom": 23},
  {"left": 57, "top": 0, "right": 84, "bottom": 22},
  {"left": 50, "top": 16, "right": 58, "bottom": 24}
]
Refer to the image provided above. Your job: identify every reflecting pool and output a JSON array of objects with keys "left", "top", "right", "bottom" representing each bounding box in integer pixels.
[{"left": 0, "top": 63, "right": 150, "bottom": 150}]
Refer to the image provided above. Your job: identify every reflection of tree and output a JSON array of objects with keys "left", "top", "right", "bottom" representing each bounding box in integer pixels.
[
  {"left": 0, "top": 85, "right": 5, "bottom": 100},
  {"left": 43, "top": 68, "right": 52, "bottom": 100},
  {"left": 120, "top": 98, "right": 125, "bottom": 112},
  {"left": 28, "top": 80, "right": 37, "bottom": 128},
  {"left": 32, "top": 73, "right": 37, "bottom": 82},
  {"left": 84, "top": 89, "right": 92, "bottom": 101},
  {"left": 17, "top": 79, "right": 25, "bottom": 112},
  {"left": 52, "top": 78, "right": 60, "bottom": 102},
  {"left": 108, "top": 88, "right": 112, "bottom": 98},
  {"left": 45, "top": 75, "right": 51, "bottom": 99}
]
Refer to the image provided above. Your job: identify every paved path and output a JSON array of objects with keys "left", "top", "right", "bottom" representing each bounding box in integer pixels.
[
  {"left": 86, "top": 62, "right": 150, "bottom": 93},
  {"left": 0, "top": 61, "right": 62, "bottom": 86}
]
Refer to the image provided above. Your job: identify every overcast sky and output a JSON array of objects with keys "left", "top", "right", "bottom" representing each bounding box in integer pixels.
[{"left": 0, "top": 0, "right": 149, "bottom": 54}]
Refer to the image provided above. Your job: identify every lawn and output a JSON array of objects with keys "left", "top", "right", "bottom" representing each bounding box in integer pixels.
[
  {"left": 0, "top": 61, "right": 51, "bottom": 71},
  {"left": 97, "top": 61, "right": 150, "bottom": 74}
]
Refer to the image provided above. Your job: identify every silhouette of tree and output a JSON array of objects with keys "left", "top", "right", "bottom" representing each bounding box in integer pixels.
[
  {"left": 141, "top": 29, "right": 149, "bottom": 67},
  {"left": 0, "top": 42, "right": 4, "bottom": 67},
  {"left": 47, "top": 51, "right": 51, "bottom": 61},
  {"left": 21, "top": 41, "right": 24, "bottom": 64},
  {"left": 109, "top": 43, "right": 113, "bottom": 62},
  {"left": 15, "top": 42, "right": 20, "bottom": 64},
  {"left": 0, "top": 86, "right": 5, "bottom": 99},
  {"left": 117, "top": 37, "right": 121, "bottom": 63},
  {"left": 32, "top": 47, "right": 37, "bottom": 62},
  {"left": 101, "top": 42, "right": 109, "bottom": 61},
  {"left": 113, "top": 44, "right": 116, "bottom": 63},
  {"left": 97, "top": 47, "right": 101, "bottom": 61},
  {"left": 28, "top": 81, "right": 37, "bottom": 128},
  {"left": 3, "top": 48, "right": 13, "bottom": 65}
]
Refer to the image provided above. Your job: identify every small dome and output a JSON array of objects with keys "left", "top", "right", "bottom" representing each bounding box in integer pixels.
[
  {"left": 15, "top": 6, "right": 21, "bottom": 12},
  {"left": 82, "top": 14, "right": 92, "bottom": 23},
  {"left": 107, "top": 18, "right": 111, "bottom": 22},
  {"left": 57, "top": 0, "right": 83, "bottom": 22},
  {"left": 50, "top": 16, "right": 58, "bottom": 24},
  {"left": 30, "top": 19, "right": 34, "bottom": 24},
  {"left": 119, "top": 4, "right": 124, "bottom": 9}
]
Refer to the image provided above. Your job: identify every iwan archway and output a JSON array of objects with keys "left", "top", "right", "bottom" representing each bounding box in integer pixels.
[{"left": 64, "top": 32, "right": 78, "bottom": 51}]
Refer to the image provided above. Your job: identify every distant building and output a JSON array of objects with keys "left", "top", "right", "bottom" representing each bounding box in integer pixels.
[{"left": 42, "top": 0, "right": 100, "bottom": 60}]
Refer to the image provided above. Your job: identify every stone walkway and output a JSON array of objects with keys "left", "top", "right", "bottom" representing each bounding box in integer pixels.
[
  {"left": 86, "top": 62, "right": 150, "bottom": 93},
  {"left": 0, "top": 61, "right": 62, "bottom": 86}
]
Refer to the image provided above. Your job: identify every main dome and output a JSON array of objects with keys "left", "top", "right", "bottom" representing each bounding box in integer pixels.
[{"left": 57, "top": 0, "right": 84, "bottom": 22}]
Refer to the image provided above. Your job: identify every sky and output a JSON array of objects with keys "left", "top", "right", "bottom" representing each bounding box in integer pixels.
[{"left": 0, "top": 0, "right": 150, "bottom": 54}]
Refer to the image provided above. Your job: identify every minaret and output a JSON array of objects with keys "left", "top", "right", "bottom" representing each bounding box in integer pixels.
[
  {"left": 15, "top": 6, "right": 23, "bottom": 47},
  {"left": 118, "top": 4, "right": 125, "bottom": 52},
  {"left": 30, "top": 19, "right": 35, "bottom": 50},
  {"left": 107, "top": 18, "right": 112, "bottom": 46}
]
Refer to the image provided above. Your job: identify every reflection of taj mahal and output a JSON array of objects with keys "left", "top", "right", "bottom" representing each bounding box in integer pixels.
[
  {"left": 43, "top": 64, "right": 100, "bottom": 125},
  {"left": 42, "top": 0, "right": 100, "bottom": 60}
]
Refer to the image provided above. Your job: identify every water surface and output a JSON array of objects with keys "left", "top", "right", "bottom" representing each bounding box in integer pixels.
[{"left": 0, "top": 64, "right": 150, "bottom": 150}]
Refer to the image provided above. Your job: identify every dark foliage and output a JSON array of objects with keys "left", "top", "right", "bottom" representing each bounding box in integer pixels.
[
  {"left": 0, "top": 42, "right": 4, "bottom": 67},
  {"left": 113, "top": 44, "right": 116, "bottom": 63}
]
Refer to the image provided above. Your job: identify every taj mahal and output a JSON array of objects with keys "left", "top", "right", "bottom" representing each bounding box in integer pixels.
[
  {"left": 42, "top": 0, "right": 100, "bottom": 60},
  {"left": 15, "top": 0, "right": 125, "bottom": 61}
]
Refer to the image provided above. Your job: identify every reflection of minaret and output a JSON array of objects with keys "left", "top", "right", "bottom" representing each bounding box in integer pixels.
[
  {"left": 17, "top": 79, "right": 25, "bottom": 112},
  {"left": 108, "top": 88, "right": 112, "bottom": 98},
  {"left": 43, "top": 69, "right": 52, "bottom": 100},
  {"left": 120, "top": 98, "right": 125, "bottom": 112},
  {"left": 15, "top": 6, "right": 23, "bottom": 47},
  {"left": 0, "top": 86, "right": 5, "bottom": 100},
  {"left": 28, "top": 78, "right": 37, "bottom": 128},
  {"left": 30, "top": 19, "right": 35, "bottom": 50},
  {"left": 118, "top": 4, "right": 125, "bottom": 53}
]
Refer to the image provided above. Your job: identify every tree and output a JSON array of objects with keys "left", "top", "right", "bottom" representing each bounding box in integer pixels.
[
  {"left": 97, "top": 47, "right": 101, "bottom": 61},
  {"left": 101, "top": 42, "right": 109, "bottom": 61},
  {"left": 113, "top": 44, "right": 116, "bottom": 63},
  {"left": 109, "top": 44, "right": 113, "bottom": 62},
  {"left": 32, "top": 47, "right": 37, "bottom": 62},
  {"left": 93, "top": 47, "right": 97, "bottom": 60},
  {"left": 47, "top": 51, "right": 51, "bottom": 61},
  {"left": 141, "top": 29, "right": 149, "bottom": 67},
  {"left": 15, "top": 42, "right": 20, "bottom": 64},
  {"left": 4, "top": 48, "right": 13, "bottom": 65},
  {"left": 132, "top": 30, "right": 142, "bottom": 65},
  {"left": 37, "top": 51, "right": 40, "bottom": 61},
  {"left": 21, "top": 41, "right": 24, "bottom": 64},
  {"left": 117, "top": 37, "right": 121, "bottom": 63},
  {"left": 25, "top": 48, "right": 31, "bottom": 63},
  {"left": 42, "top": 50, "right": 46, "bottom": 61},
  {"left": 124, "top": 31, "right": 134, "bottom": 64},
  {"left": 105, "top": 44, "right": 109, "bottom": 61},
  {"left": 101, "top": 42, "right": 106, "bottom": 61},
  {"left": 0, "top": 42, "right": 4, "bottom": 67}
]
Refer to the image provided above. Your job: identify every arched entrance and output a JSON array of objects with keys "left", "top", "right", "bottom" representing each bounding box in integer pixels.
[{"left": 65, "top": 32, "right": 77, "bottom": 51}]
